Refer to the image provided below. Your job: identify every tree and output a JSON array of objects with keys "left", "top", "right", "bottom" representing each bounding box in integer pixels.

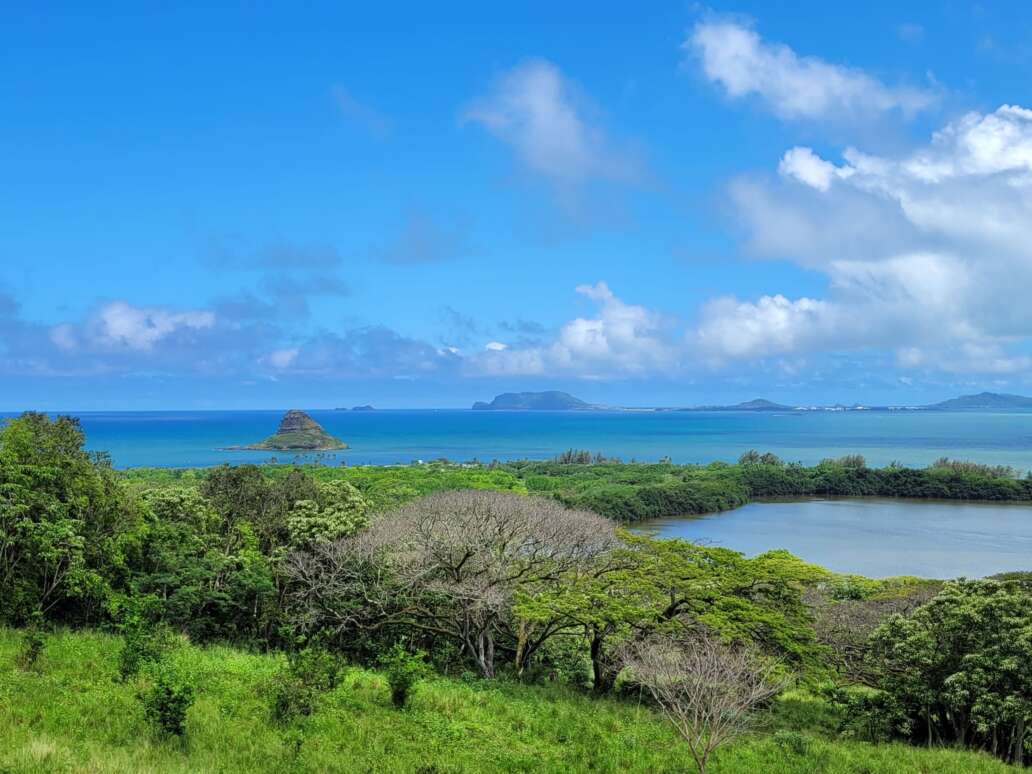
[
  {"left": 131, "top": 486, "right": 276, "bottom": 642},
  {"left": 0, "top": 412, "right": 135, "bottom": 623},
  {"left": 285, "top": 490, "right": 614, "bottom": 677},
  {"left": 286, "top": 481, "right": 368, "bottom": 549},
  {"left": 624, "top": 633, "right": 780, "bottom": 774},
  {"left": 516, "top": 532, "right": 821, "bottom": 692},
  {"left": 868, "top": 579, "right": 1032, "bottom": 765},
  {"left": 806, "top": 582, "right": 939, "bottom": 684}
]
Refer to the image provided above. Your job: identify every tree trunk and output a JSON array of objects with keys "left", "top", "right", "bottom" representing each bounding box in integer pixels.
[
  {"left": 1013, "top": 715, "right": 1025, "bottom": 767},
  {"left": 514, "top": 621, "right": 530, "bottom": 677},
  {"left": 590, "top": 629, "right": 615, "bottom": 693}
]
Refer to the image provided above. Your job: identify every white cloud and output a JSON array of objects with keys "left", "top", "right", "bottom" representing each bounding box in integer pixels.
[
  {"left": 264, "top": 348, "right": 299, "bottom": 369},
  {"left": 477, "top": 282, "right": 678, "bottom": 377},
  {"left": 686, "top": 20, "right": 936, "bottom": 121},
  {"left": 696, "top": 294, "right": 838, "bottom": 360},
  {"left": 49, "top": 323, "right": 77, "bottom": 351},
  {"left": 711, "top": 105, "right": 1032, "bottom": 376},
  {"left": 88, "top": 301, "right": 215, "bottom": 351},
  {"left": 463, "top": 59, "right": 643, "bottom": 195},
  {"left": 484, "top": 341, "right": 508, "bottom": 351},
  {"left": 778, "top": 146, "right": 852, "bottom": 191}
]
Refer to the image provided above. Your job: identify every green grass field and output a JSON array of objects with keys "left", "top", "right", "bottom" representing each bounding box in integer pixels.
[{"left": 0, "top": 629, "right": 1015, "bottom": 773}]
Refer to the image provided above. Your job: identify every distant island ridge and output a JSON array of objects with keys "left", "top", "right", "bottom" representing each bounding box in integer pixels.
[
  {"left": 925, "top": 392, "right": 1032, "bottom": 410},
  {"left": 470, "top": 391, "right": 1032, "bottom": 412},
  {"left": 235, "top": 409, "right": 348, "bottom": 451},
  {"left": 472, "top": 391, "right": 593, "bottom": 411}
]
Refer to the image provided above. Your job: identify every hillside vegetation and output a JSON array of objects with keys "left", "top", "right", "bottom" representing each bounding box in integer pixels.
[
  {"left": 5, "top": 412, "right": 1032, "bottom": 771},
  {"left": 0, "top": 628, "right": 1015, "bottom": 774}
]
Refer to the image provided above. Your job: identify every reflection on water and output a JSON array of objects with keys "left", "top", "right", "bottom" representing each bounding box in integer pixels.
[{"left": 635, "top": 498, "right": 1032, "bottom": 578}]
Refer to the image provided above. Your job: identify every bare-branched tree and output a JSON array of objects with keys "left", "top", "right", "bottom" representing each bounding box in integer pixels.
[
  {"left": 623, "top": 633, "right": 781, "bottom": 774},
  {"left": 805, "top": 584, "right": 940, "bottom": 683},
  {"left": 284, "top": 490, "right": 616, "bottom": 677}
]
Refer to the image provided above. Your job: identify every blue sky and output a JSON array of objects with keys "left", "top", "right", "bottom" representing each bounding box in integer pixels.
[{"left": 5, "top": 1, "right": 1032, "bottom": 409}]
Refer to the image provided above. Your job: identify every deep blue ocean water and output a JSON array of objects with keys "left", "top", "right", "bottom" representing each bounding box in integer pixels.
[{"left": 6, "top": 408, "right": 1032, "bottom": 470}]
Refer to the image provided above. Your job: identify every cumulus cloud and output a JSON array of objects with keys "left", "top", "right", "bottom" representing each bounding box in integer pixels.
[
  {"left": 476, "top": 282, "right": 679, "bottom": 377},
  {"left": 0, "top": 289, "right": 464, "bottom": 383},
  {"left": 72, "top": 301, "right": 216, "bottom": 352},
  {"left": 697, "top": 294, "right": 838, "bottom": 361},
  {"left": 686, "top": 19, "right": 937, "bottom": 121},
  {"left": 463, "top": 59, "right": 644, "bottom": 202},
  {"left": 709, "top": 104, "right": 1032, "bottom": 376}
]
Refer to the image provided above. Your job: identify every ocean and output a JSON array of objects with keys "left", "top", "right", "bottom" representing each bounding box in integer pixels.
[{"left": 7, "top": 408, "right": 1032, "bottom": 470}]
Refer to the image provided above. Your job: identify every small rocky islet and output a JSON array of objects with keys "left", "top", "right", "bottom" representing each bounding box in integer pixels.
[{"left": 240, "top": 409, "right": 347, "bottom": 451}]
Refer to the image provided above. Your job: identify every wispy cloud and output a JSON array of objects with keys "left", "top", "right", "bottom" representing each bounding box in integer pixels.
[
  {"left": 331, "top": 85, "right": 392, "bottom": 139},
  {"left": 896, "top": 23, "right": 925, "bottom": 45},
  {"left": 203, "top": 235, "right": 343, "bottom": 270},
  {"left": 377, "top": 211, "right": 472, "bottom": 264},
  {"left": 463, "top": 59, "right": 645, "bottom": 210},
  {"left": 685, "top": 18, "right": 938, "bottom": 121}
]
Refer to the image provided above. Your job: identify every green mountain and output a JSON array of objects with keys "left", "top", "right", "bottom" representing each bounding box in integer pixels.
[
  {"left": 927, "top": 392, "right": 1032, "bottom": 410},
  {"left": 472, "top": 391, "right": 593, "bottom": 410},
  {"left": 246, "top": 410, "right": 347, "bottom": 450}
]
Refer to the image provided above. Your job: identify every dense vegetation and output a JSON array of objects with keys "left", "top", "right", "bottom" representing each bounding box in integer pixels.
[
  {"left": 3, "top": 628, "right": 1018, "bottom": 773},
  {"left": 5, "top": 412, "right": 1032, "bottom": 770},
  {"left": 509, "top": 450, "right": 1032, "bottom": 522},
  {"left": 123, "top": 448, "right": 1032, "bottom": 525}
]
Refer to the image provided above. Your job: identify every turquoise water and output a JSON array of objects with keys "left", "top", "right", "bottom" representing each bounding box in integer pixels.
[
  {"left": 4, "top": 408, "right": 1032, "bottom": 470},
  {"left": 637, "top": 498, "right": 1032, "bottom": 578}
]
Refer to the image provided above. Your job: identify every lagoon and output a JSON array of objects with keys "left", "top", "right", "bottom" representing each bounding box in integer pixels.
[{"left": 637, "top": 498, "right": 1032, "bottom": 578}]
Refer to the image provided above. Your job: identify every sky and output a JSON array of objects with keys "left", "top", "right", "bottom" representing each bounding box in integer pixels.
[{"left": 5, "top": 1, "right": 1032, "bottom": 409}]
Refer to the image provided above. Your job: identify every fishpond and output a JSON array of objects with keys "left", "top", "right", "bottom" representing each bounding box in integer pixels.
[{"left": 637, "top": 498, "right": 1032, "bottom": 578}]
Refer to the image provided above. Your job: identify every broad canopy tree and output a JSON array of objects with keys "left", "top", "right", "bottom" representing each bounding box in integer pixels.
[{"left": 285, "top": 490, "right": 615, "bottom": 677}]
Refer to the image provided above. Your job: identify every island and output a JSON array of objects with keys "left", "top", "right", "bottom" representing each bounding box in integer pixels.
[
  {"left": 681, "top": 398, "right": 794, "bottom": 412},
  {"left": 926, "top": 391, "right": 1032, "bottom": 410},
  {"left": 239, "top": 409, "right": 348, "bottom": 450},
  {"left": 472, "top": 391, "right": 594, "bottom": 411}
]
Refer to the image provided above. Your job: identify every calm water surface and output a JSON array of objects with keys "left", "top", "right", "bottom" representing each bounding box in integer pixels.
[
  {"left": 4, "top": 408, "right": 1032, "bottom": 470},
  {"left": 637, "top": 498, "right": 1032, "bottom": 578}
]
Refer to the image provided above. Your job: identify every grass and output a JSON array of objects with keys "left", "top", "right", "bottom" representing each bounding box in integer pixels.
[{"left": 0, "top": 628, "right": 1016, "bottom": 773}]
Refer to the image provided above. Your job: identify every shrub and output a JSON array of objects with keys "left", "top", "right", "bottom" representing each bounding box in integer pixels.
[
  {"left": 140, "top": 659, "right": 195, "bottom": 737},
  {"left": 267, "top": 670, "right": 318, "bottom": 724},
  {"left": 379, "top": 644, "right": 430, "bottom": 709},
  {"left": 288, "top": 645, "right": 341, "bottom": 691},
  {"left": 117, "top": 616, "right": 177, "bottom": 681},
  {"left": 266, "top": 644, "right": 341, "bottom": 723},
  {"left": 772, "top": 729, "right": 813, "bottom": 756},
  {"left": 17, "top": 613, "right": 45, "bottom": 671}
]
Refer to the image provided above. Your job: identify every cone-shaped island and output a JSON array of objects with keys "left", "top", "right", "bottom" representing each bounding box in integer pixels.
[{"left": 244, "top": 410, "right": 347, "bottom": 451}]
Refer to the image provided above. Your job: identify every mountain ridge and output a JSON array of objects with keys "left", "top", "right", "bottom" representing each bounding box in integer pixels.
[{"left": 472, "top": 391, "right": 593, "bottom": 411}]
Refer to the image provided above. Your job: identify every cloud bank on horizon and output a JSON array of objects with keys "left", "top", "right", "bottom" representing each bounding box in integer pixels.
[{"left": 3, "top": 5, "right": 1032, "bottom": 407}]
